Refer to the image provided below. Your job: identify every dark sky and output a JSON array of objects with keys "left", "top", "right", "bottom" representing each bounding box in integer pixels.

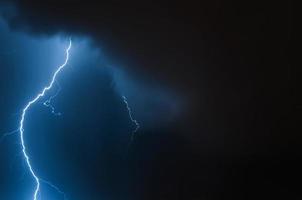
[{"left": 0, "top": 1, "right": 297, "bottom": 200}]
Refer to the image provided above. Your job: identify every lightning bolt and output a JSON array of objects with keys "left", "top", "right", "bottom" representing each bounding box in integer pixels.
[
  {"left": 1, "top": 37, "right": 140, "bottom": 199},
  {"left": 122, "top": 95, "right": 140, "bottom": 143},
  {"left": 19, "top": 38, "right": 71, "bottom": 200}
]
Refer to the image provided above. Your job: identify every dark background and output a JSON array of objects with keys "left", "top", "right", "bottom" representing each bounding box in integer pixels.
[{"left": 0, "top": 1, "right": 297, "bottom": 200}]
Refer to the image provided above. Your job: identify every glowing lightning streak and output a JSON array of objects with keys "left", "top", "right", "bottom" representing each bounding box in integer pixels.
[
  {"left": 19, "top": 38, "right": 71, "bottom": 200},
  {"left": 122, "top": 96, "right": 140, "bottom": 143},
  {"left": 41, "top": 179, "right": 68, "bottom": 200}
]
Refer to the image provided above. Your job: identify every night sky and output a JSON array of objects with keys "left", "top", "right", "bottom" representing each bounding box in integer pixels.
[{"left": 0, "top": 1, "right": 297, "bottom": 200}]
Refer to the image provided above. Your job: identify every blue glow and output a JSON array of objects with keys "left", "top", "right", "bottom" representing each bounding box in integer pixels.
[
  {"left": 0, "top": 14, "right": 179, "bottom": 198},
  {"left": 19, "top": 38, "right": 71, "bottom": 200}
]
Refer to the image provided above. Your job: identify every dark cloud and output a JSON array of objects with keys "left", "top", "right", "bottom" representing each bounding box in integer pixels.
[
  {"left": 1, "top": 1, "right": 298, "bottom": 199},
  {"left": 2, "top": 1, "right": 294, "bottom": 148}
]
